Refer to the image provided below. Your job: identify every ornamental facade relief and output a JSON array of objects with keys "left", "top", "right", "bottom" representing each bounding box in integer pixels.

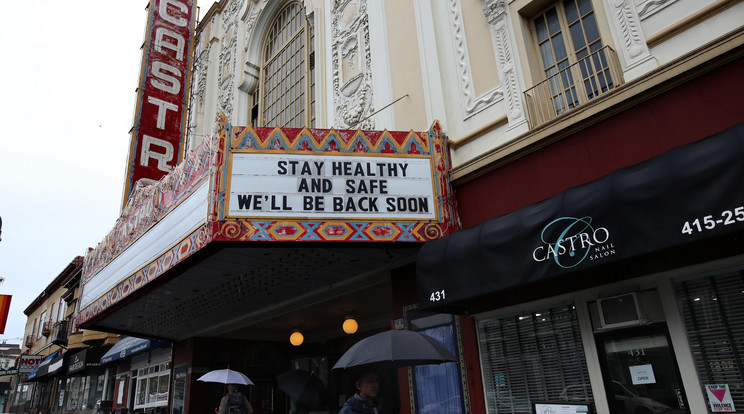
[{"left": 332, "top": 0, "right": 374, "bottom": 129}]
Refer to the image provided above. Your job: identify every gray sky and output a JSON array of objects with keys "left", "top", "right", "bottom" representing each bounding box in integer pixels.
[{"left": 0, "top": 1, "right": 217, "bottom": 344}]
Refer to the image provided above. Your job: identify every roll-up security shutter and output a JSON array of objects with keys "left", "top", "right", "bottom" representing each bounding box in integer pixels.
[
  {"left": 674, "top": 271, "right": 744, "bottom": 412},
  {"left": 477, "top": 303, "right": 593, "bottom": 413}
]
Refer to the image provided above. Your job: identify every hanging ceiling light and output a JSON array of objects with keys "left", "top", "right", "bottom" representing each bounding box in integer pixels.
[
  {"left": 343, "top": 314, "right": 358, "bottom": 334},
  {"left": 289, "top": 329, "right": 304, "bottom": 346}
]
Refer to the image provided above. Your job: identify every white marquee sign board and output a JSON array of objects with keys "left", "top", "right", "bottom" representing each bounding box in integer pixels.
[{"left": 228, "top": 153, "right": 436, "bottom": 220}]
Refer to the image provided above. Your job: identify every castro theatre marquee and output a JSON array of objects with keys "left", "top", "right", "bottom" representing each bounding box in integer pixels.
[{"left": 77, "top": 114, "right": 459, "bottom": 339}]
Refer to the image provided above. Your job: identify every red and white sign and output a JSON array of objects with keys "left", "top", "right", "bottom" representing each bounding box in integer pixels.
[
  {"left": 18, "top": 355, "right": 43, "bottom": 374},
  {"left": 706, "top": 384, "right": 736, "bottom": 412},
  {"left": 123, "top": 0, "right": 196, "bottom": 206}
]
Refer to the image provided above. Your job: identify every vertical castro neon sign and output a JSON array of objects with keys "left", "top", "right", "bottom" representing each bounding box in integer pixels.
[
  {"left": 123, "top": 0, "right": 196, "bottom": 207},
  {"left": 532, "top": 216, "right": 614, "bottom": 268}
]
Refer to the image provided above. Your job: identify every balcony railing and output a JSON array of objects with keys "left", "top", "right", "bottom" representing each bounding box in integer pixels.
[
  {"left": 42, "top": 321, "right": 52, "bottom": 337},
  {"left": 524, "top": 45, "right": 624, "bottom": 127},
  {"left": 51, "top": 320, "right": 69, "bottom": 346}
]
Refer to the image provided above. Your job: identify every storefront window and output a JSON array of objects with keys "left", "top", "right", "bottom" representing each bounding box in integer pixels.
[
  {"left": 87, "top": 375, "right": 104, "bottom": 408},
  {"left": 408, "top": 310, "right": 465, "bottom": 414},
  {"left": 14, "top": 383, "right": 31, "bottom": 406},
  {"left": 66, "top": 376, "right": 90, "bottom": 411},
  {"left": 134, "top": 362, "right": 171, "bottom": 409},
  {"left": 674, "top": 271, "right": 744, "bottom": 412},
  {"left": 137, "top": 378, "right": 147, "bottom": 406},
  {"left": 55, "top": 378, "right": 65, "bottom": 409},
  {"left": 477, "top": 303, "right": 594, "bottom": 413}
]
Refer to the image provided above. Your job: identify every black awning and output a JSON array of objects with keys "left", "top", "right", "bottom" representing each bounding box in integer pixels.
[
  {"left": 67, "top": 346, "right": 110, "bottom": 374},
  {"left": 418, "top": 123, "right": 744, "bottom": 312},
  {"left": 26, "top": 352, "right": 58, "bottom": 381}
]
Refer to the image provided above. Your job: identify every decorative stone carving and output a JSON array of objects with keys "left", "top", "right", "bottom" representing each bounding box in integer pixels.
[
  {"left": 483, "top": 0, "right": 523, "bottom": 123},
  {"left": 217, "top": 0, "right": 244, "bottom": 118},
  {"left": 636, "top": 0, "right": 677, "bottom": 20},
  {"left": 196, "top": 48, "right": 211, "bottom": 106},
  {"left": 447, "top": 0, "right": 502, "bottom": 120},
  {"left": 238, "top": 2, "right": 261, "bottom": 94},
  {"left": 332, "top": 0, "right": 374, "bottom": 129},
  {"left": 243, "top": 5, "right": 259, "bottom": 55},
  {"left": 608, "top": 0, "right": 653, "bottom": 70}
]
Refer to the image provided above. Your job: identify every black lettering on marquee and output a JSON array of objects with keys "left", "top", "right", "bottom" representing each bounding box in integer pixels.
[
  {"left": 237, "top": 194, "right": 262, "bottom": 210},
  {"left": 344, "top": 179, "right": 388, "bottom": 194},
  {"left": 385, "top": 197, "right": 428, "bottom": 213},
  {"left": 303, "top": 196, "right": 325, "bottom": 211},
  {"left": 298, "top": 178, "right": 333, "bottom": 193}
]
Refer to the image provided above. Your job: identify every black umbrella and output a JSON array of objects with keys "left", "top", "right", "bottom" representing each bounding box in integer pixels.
[
  {"left": 276, "top": 369, "right": 329, "bottom": 410},
  {"left": 332, "top": 329, "right": 457, "bottom": 370}
]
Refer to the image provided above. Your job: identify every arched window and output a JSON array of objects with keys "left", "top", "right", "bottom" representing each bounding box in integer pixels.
[{"left": 254, "top": 2, "right": 315, "bottom": 128}]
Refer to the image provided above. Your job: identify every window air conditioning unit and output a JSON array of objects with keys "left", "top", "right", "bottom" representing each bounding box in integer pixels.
[{"left": 598, "top": 292, "right": 648, "bottom": 329}]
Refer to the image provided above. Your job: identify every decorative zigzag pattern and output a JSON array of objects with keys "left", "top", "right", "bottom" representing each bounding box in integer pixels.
[{"left": 230, "top": 124, "right": 431, "bottom": 155}]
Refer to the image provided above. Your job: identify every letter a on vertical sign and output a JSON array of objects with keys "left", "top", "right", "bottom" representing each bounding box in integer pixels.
[
  {"left": 122, "top": 0, "right": 196, "bottom": 208},
  {"left": 0, "top": 295, "right": 11, "bottom": 334}
]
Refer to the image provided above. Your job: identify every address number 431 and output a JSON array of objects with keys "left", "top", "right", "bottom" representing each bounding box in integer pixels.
[{"left": 430, "top": 290, "right": 446, "bottom": 302}]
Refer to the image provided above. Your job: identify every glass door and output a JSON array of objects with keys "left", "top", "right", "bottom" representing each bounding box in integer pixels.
[{"left": 596, "top": 325, "right": 689, "bottom": 413}]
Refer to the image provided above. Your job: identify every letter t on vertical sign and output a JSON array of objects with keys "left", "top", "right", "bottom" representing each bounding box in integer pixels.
[{"left": 122, "top": 0, "right": 196, "bottom": 208}]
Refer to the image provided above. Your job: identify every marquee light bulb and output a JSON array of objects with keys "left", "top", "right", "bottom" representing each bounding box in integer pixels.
[
  {"left": 289, "top": 330, "right": 304, "bottom": 346},
  {"left": 343, "top": 317, "right": 358, "bottom": 334}
]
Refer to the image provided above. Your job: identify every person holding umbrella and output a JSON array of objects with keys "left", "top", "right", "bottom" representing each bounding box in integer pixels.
[
  {"left": 339, "top": 370, "right": 386, "bottom": 414},
  {"left": 218, "top": 384, "right": 253, "bottom": 414}
]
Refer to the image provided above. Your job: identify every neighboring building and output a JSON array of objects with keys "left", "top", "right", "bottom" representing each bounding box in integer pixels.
[
  {"left": 0, "top": 342, "right": 21, "bottom": 411},
  {"left": 8, "top": 257, "right": 119, "bottom": 414},
  {"left": 76, "top": 1, "right": 744, "bottom": 414}
]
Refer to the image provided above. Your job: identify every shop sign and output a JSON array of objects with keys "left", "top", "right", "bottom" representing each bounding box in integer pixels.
[
  {"left": 48, "top": 357, "right": 64, "bottom": 374},
  {"left": 68, "top": 351, "right": 86, "bottom": 374},
  {"left": 228, "top": 153, "right": 436, "bottom": 220},
  {"left": 18, "top": 355, "right": 43, "bottom": 373},
  {"left": 0, "top": 368, "right": 17, "bottom": 376},
  {"left": 629, "top": 364, "right": 656, "bottom": 385},
  {"left": 532, "top": 216, "right": 616, "bottom": 269},
  {"left": 706, "top": 384, "right": 735, "bottom": 412},
  {"left": 122, "top": 0, "right": 196, "bottom": 205}
]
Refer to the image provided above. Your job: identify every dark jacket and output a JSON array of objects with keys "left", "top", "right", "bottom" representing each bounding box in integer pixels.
[
  {"left": 218, "top": 391, "right": 253, "bottom": 414},
  {"left": 339, "top": 393, "right": 385, "bottom": 414}
]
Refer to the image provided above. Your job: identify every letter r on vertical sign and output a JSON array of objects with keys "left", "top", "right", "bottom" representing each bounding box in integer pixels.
[{"left": 141, "top": 135, "right": 175, "bottom": 172}]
